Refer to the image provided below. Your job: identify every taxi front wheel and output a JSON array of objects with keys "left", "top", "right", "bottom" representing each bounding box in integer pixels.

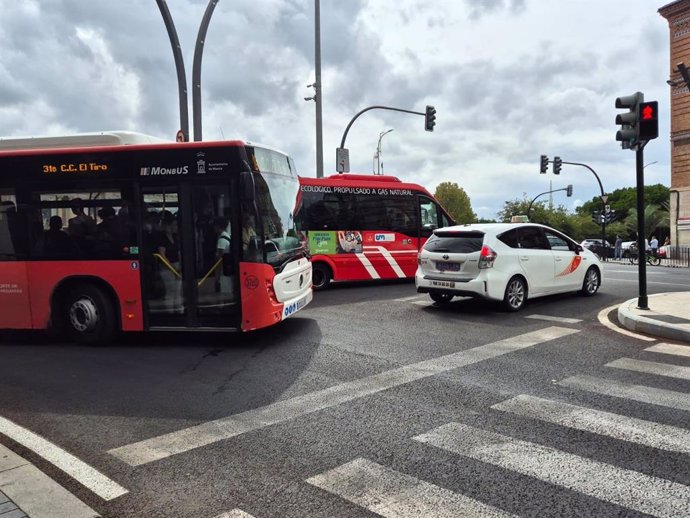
[{"left": 580, "top": 267, "right": 600, "bottom": 296}]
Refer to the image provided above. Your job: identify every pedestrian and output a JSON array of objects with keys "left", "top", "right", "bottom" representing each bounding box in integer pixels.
[
  {"left": 650, "top": 235, "right": 659, "bottom": 256},
  {"left": 614, "top": 235, "right": 622, "bottom": 260},
  {"left": 663, "top": 236, "right": 670, "bottom": 246}
]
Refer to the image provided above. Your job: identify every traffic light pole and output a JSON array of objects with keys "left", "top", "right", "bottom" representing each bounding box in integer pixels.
[
  {"left": 339, "top": 105, "right": 426, "bottom": 150},
  {"left": 636, "top": 145, "right": 648, "bottom": 309},
  {"left": 526, "top": 187, "right": 569, "bottom": 219},
  {"left": 561, "top": 161, "right": 607, "bottom": 261}
]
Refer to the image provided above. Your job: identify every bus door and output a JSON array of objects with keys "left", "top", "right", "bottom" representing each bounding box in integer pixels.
[
  {"left": 189, "top": 184, "right": 240, "bottom": 328},
  {"left": 140, "top": 184, "right": 240, "bottom": 329}
]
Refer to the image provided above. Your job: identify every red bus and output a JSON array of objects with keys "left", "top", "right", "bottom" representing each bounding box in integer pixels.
[
  {"left": 297, "top": 174, "right": 453, "bottom": 289},
  {"left": 0, "top": 132, "right": 312, "bottom": 342}
]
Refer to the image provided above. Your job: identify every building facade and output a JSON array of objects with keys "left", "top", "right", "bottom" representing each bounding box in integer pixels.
[{"left": 660, "top": 1, "right": 690, "bottom": 246}]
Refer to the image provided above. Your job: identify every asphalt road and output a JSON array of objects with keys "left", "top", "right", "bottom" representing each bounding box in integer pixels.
[{"left": 0, "top": 261, "right": 689, "bottom": 517}]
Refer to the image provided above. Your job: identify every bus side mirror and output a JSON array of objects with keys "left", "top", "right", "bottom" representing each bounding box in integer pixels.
[{"left": 240, "top": 170, "right": 255, "bottom": 202}]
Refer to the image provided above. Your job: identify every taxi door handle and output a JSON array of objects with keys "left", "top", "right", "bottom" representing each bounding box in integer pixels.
[
  {"left": 520, "top": 256, "right": 529, "bottom": 261},
  {"left": 555, "top": 257, "right": 563, "bottom": 262}
]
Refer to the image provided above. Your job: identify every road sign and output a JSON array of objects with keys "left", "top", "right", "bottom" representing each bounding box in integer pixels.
[
  {"left": 600, "top": 195, "right": 608, "bottom": 204},
  {"left": 336, "top": 147, "right": 350, "bottom": 173},
  {"left": 175, "top": 129, "right": 186, "bottom": 142}
]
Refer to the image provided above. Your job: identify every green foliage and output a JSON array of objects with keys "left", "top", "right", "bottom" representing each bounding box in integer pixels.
[
  {"left": 624, "top": 205, "right": 670, "bottom": 239},
  {"left": 497, "top": 186, "right": 671, "bottom": 242},
  {"left": 576, "top": 184, "right": 669, "bottom": 221},
  {"left": 434, "top": 182, "right": 477, "bottom": 224}
]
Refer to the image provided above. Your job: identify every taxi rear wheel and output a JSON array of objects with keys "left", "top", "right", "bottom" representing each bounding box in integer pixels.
[
  {"left": 430, "top": 292, "right": 453, "bottom": 304},
  {"left": 580, "top": 266, "right": 600, "bottom": 296},
  {"left": 502, "top": 276, "right": 527, "bottom": 312}
]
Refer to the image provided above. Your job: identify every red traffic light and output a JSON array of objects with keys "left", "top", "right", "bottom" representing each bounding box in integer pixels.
[
  {"left": 641, "top": 104, "right": 654, "bottom": 120},
  {"left": 638, "top": 101, "right": 658, "bottom": 141}
]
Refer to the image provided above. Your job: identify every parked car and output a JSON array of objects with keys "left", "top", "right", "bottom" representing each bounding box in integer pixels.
[
  {"left": 416, "top": 223, "right": 602, "bottom": 311},
  {"left": 580, "top": 238, "right": 611, "bottom": 250}
]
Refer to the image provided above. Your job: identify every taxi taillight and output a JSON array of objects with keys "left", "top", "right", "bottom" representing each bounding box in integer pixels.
[{"left": 479, "top": 245, "right": 497, "bottom": 269}]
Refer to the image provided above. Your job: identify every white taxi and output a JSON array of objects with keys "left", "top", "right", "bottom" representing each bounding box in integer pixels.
[{"left": 415, "top": 223, "right": 602, "bottom": 311}]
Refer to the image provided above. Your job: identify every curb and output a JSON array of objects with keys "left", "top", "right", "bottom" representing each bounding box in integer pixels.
[{"left": 617, "top": 297, "right": 690, "bottom": 344}]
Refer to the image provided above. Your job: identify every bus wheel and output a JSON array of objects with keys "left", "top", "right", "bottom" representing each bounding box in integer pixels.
[
  {"left": 312, "top": 263, "right": 332, "bottom": 291},
  {"left": 65, "top": 284, "right": 117, "bottom": 344}
]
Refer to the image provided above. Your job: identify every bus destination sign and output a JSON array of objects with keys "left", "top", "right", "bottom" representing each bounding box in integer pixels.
[{"left": 42, "top": 161, "right": 109, "bottom": 174}]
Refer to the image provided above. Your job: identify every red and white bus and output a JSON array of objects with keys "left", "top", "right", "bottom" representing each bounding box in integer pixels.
[
  {"left": 296, "top": 174, "right": 453, "bottom": 289},
  {"left": 0, "top": 132, "right": 312, "bottom": 342}
]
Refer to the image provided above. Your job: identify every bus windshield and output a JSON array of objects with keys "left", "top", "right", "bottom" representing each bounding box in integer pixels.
[{"left": 249, "top": 147, "right": 308, "bottom": 270}]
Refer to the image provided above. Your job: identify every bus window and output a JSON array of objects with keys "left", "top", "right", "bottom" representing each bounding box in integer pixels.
[
  {"left": 0, "top": 190, "right": 17, "bottom": 260},
  {"left": 419, "top": 198, "right": 439, "bottom": 237},
  {"left": 31, "top": 190, "right": 134, "bottom": 260}
]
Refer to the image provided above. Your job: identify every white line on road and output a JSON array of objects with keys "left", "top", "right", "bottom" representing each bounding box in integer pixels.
[
  {"left": 109, "top": 326, "right": 579, "bottom": 466},
  {"left": 213, "top": 510, "right": 256, "bottom": 518},
  {"left": 604, "top": 278, "right": 690, "bottom": 287},
  {"left": 526, "top": 314, "right": 582, "bottom": 324},
  {"left": 557, "top": 375, "right": 690, "bottom": 412},
  {"left": 414, "top": 422, "right": 690, "bottom": 518},
  {"left": 0, "top": 417, "right": 128, "bottom": 501},
  {"left": 606, "top": 358, "right": 690, "bottom": 381},
  {"left": 492, "top": 394, "right": 690, "bottom": 454},
  {"left": 393, "top": 295, "right": 424, "bottom": 302},
  {"left": 645, "top": 343, "right": 690, "bottom": 358},
  {"left": 306, "top": 457, "right": 516, "bottom": 518},
  {"left": 596, "top": 304, "right": 656, "bottom": 341}
]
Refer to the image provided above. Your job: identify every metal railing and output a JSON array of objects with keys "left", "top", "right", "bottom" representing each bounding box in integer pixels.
[{"left": 601, "top": 245, "right": 690, "bottom": 268}]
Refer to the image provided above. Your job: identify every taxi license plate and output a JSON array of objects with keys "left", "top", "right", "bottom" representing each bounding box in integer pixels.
[
  {"left": 430, "top": 280, "right": 455, "bottom": 288},
  {"left": 437, "top": 261, "right": 461, "bottom": 272}
]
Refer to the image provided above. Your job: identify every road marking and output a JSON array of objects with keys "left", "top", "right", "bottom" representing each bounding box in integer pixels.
[
  {"left": 526, "top": 314, "right": 582, "bottom": 324},
  {"left": 109, "top": 326, "right": 579, "bottom": 466},
  {"left": 213, "top": 510, "right": 256, "bottom": 518},
  {"left": 557, "top": 375, "right": 690, "bottom": 411},
  {"left": 492, "top": 394, "right": 690, "bottom": 454},
  {"left": 0, "top": 417, "right": 127, "bottom": 501},
  {"left": 414, "top": 422, "right": 690, "bottom": 518},
  {"left": 596, "top": 304, "right": 656, "bottom": 341},
  {"left": 394, "top": 295, "right": 424, "bottom": 302},
  {"left": 606, "top": 278, "right": 690, "bottom": 287},
  {"left": 645, "top": 342, "right": 690, "bottom": 358},
  {"left": 606, "top": 358, "right": 690, "bottom": 381},
  {"left": 306, "top": 457, "right": 515, "bottom": 518},
  {"left": 412, "top": 300, "right": 433, "bottom": 306}
]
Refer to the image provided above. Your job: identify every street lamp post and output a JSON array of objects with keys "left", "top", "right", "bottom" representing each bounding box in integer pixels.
[{"left": 376, "top": 129, "right": 394, "bottom": 175}]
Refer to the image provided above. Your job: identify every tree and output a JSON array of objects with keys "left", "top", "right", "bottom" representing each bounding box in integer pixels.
[
  {"left": 434, "top": 182, "right": 476, "bottom": 223},
  {"left": 576, "top": 184, "right": 669, "bottom": 221},
  {"left": 624, "top": 204, "right": 670, "bottom": 239}
]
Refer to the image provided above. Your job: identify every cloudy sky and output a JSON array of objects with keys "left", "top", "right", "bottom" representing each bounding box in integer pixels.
[{"left": 0, "top": 0, "right": 673, "bottom": 219}]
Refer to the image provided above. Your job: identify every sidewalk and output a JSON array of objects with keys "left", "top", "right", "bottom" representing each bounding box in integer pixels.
[
  {"left": 617, "top": 292, "right": 690, "bottom": 343},
  {"left": 0, "top": 444, "right": 99, "bottom": 518}
]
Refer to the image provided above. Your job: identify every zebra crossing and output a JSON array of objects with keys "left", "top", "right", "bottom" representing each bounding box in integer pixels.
[{"left": 296, "top": 341, "right": 690, "bottom": 518}]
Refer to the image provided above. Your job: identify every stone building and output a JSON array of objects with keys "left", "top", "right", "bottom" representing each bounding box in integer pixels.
[{"left": 659, "top": 1, "right": 690, "bottom": 245}]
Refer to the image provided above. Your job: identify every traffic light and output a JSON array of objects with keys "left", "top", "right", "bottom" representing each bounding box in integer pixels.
[
  {"left": 540, "top": 155, "right": 548, "bottom": 174},
  {"left": 591, "top": 210, "right": 601, "bottom": 225},
  {"left": 566, "top": 184, "right": 573, "bottom": 197},
  {"left": 424, "top": 105, "right": 436, "bottom": 132},
  {"left": 615, "top": 92, "right": 643, "bottom": 149},
  {"left": 553, "top": 156, "right": 562, "bottom": 175},
  {"left": 638, "top": 101, "right": 658, "bottom": 142}
]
